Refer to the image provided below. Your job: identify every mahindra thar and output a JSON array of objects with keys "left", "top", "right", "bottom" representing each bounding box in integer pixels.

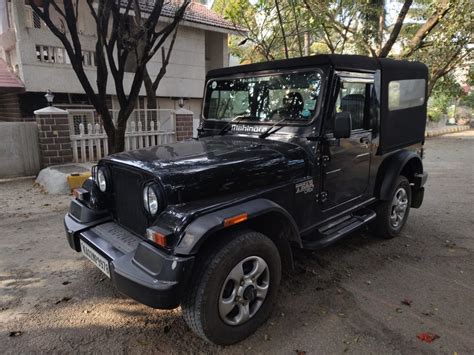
[{"left": 64, "top": 54, "right": 428, "bottom": 345}]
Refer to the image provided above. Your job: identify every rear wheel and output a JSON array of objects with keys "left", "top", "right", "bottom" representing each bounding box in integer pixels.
[
  {"left": 181, "top": 230, "right": 281, "bottom": 345},
  {"left": 374, "top": 176, "right": 411, "bottom": 238}
]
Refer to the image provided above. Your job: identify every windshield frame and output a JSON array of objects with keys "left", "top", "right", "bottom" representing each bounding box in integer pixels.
[{"left": 201, "top": 67, "right": 326, "bottom": 127}]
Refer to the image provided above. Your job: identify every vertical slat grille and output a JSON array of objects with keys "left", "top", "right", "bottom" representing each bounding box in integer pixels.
[{"left": 110, "top": 166, "right": 148, "bottom": 236}]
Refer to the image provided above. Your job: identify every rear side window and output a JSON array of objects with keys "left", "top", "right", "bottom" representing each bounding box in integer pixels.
[{"left": 388, "top": 79, "right": 426, "bottom": 111}]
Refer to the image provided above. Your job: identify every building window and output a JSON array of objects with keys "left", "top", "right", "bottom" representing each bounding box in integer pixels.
[
  {"left": 81, "top": 50, "right": 95, "bottom": 66},
  {"left": 35, "top": 45, "right": 96, "bottom": 67},
  {"left": 35, "top": 45, "right": 41, "bottom": 61},
  {"left": 5, "top": 50, "right": 12, "bottom": 66},
  {"left": 7, "top": 1, "right": 14, "bottom": 29},
  {"left": 55, "top": 47, "right": 64, "bottom": 64},
  {"left": 0, "top": 0, "right": 12, "bottom": 34},
  {"left": 35, "top": 45, "right": 50, "bottom": 62},
  {"left": 26, "top": 5, "right": 43, "bottom": 29},
  {"left": 82, "top": 51, "right": 91, "bottom": 66},
  {"left": 32, "top": 10, "right": 42, "bottom": 28}
]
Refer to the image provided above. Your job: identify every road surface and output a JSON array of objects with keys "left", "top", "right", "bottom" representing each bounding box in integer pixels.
[{"left": 1, "top": 130, "right": 473, "bottom": 354}]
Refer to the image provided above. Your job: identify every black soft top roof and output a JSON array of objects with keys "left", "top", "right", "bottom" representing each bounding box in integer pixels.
[{"left": 207, "top": 54, "right": 425, "bottom": 78}]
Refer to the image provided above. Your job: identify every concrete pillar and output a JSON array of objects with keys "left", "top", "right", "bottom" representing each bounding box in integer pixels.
[
  {"left": 34, "top": 106, "right": 73, "bottom": 167},
  {"left": 175, "top": 108, "right": 194, "bottom": 141}
]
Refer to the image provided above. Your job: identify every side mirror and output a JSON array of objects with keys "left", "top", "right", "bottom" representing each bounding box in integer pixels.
[{"left": 334, "top": 112, "right": 352, "bottom": 139}]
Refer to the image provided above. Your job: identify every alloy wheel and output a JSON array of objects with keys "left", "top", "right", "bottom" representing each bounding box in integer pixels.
[
  {"left": 390, "top": 187, "right": 409, "bottom": 228},
  {"left": 218, "top": 256, "right": 270, "bottom": 326}
]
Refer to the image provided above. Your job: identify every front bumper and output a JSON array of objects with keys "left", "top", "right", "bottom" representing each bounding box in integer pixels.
[{"left": 64, "top": 203, "right": 194, "bottom": 309}]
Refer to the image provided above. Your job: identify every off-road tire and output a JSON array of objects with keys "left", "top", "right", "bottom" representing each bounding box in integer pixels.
[
  {"left": 374, "top": 175, "right": 411, "bottom": 238},
  {"left": 181, "top": 230, "right": 281, "bottom": 345}
]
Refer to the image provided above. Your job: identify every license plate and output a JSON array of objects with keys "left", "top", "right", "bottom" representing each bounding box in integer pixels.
[{"left": 80, "top": 240, "right": 111, "bottom": 278}]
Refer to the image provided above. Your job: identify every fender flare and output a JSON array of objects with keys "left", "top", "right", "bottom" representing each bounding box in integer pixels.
[
  {"left": 174, "top": 198, "right": 301, "bottom": 255},
  {"left": 376, "top": 150, "right": 423, "bottom": 201}
]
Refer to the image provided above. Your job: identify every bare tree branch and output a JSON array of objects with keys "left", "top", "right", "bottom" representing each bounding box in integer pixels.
[
  {"left": 29, "top": 0, "right": 189, "bottom": 153},
  {"left": 275, "top": 0, "right": 289, "bottom": 59},
  {"left": 404, "top": 0, "right": 451, "bottom": 57},
  {"left": 289, "top": 0, "right": 303, "bottom": 56},
  {"left": 428, "top": 49, "right": 472, "bottom": 95},
  {"left": 378, "top": 0, "right": 413, "bottom": 57}
]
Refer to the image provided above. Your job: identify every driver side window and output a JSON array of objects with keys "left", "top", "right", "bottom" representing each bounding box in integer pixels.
[{"left": 327, "top": 81, "right": 372, "bottom": 133}]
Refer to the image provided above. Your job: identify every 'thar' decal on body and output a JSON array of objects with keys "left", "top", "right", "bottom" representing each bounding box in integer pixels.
[{"left": 295, "top": 179, "right": 314, "bottom": 194}]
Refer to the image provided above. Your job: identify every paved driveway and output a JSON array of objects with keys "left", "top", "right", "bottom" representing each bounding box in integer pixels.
[{"left": 1, "top": 131, "right": 473, "bottom": 354}]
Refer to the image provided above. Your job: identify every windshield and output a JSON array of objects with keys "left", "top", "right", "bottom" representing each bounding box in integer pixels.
[{"left": 203, "top": 71, "right": 322, "bottom": 123}]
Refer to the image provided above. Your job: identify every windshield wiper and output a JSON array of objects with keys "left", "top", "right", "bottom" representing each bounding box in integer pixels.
[
  {"left": 218, "top": 115, "right": 250, "bottom": 135},
  {"left": 259, "top": 117, "right": 291, "bottom": 139}
]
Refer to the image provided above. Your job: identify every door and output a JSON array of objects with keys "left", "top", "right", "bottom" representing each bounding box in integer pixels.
[{"left": 321, "top": 79, "right": 375, "bottom": 209}]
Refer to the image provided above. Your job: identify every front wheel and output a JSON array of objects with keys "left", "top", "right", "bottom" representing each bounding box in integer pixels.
[
  {"left": 374, "top": 175, "right": 412, "bottom": 238},
  {"left": 181, "top": 230, "right": 281, "bottom": 345}
]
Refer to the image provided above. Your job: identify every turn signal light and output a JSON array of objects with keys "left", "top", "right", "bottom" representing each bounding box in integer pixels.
[
  {"left": 72, "top": 188, "right": 89, "bottom": 201},
  {"left": 223, "top": 213, "right": 248, "bottom": 227},
  {"left": 146, "top": 229, "right": 167, "bottom": 247}
]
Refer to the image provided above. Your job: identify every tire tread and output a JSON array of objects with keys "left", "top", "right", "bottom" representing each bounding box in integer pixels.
[
  {"left": 374, "top": 175, "right": 411, "bottom": 239},
  {"left": 181, "top": 230, "right": 279, "bottom": 344}
]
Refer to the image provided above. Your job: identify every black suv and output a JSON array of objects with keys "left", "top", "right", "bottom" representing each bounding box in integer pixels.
[{"left": 64, "top": 54, "right": 428, "bottom": 345}]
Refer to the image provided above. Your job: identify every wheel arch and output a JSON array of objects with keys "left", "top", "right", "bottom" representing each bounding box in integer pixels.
[
  {"left": 174, "top": 199, "right": 301, "bottom": 269},
  {"left": 375, "top": 150, "right": 423, "bottom": 201}
]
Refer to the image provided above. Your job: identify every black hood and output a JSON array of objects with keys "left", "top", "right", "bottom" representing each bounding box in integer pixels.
[{"left": 104, "top": 136, "right": 307, "bottom": 203}]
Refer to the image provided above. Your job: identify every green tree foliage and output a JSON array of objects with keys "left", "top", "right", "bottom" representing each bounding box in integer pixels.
[
  {"left": 428, "top": 75, "right": 462, "bottom": 121},
  {"left": 459, "top": 68, "right": 474, "bottom": 109},
  {"left": 214, "top": 0, "right": 473, "bottom": 97}
]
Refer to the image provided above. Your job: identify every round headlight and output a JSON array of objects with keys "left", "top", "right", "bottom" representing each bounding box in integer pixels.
[
  {"left": 97, "top": 168, "right": 107, "bottom": 192},
  {"left": 144, "top": 185, "right": 159, "bottom": 215}
]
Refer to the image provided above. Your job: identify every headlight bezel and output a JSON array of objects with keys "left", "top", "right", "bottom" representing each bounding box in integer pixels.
[
  {"left": 97, "top": 169, "right": 107, "bottom": 192},
  {"left": 143, "top": 183, "right": 162, "bottom": 216},
  {"left": 92, "top": 165, "right": 111, "bottom": 193}
]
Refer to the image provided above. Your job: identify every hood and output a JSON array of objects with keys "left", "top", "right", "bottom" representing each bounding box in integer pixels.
[{"left": 105, "top": 135, "right": 307, "bottom": 203}]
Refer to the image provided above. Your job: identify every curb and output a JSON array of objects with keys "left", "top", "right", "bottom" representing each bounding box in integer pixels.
[
  {"left": 425, "top": 125, "right": 470, "bottom": 138},
  {"left": 0, "top": 176, "right": 36, "bottom": 184}
]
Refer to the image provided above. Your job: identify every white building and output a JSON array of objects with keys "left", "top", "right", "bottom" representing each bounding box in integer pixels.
[{"left": 0, "top": 0, "right": 239, "bottom": 122}]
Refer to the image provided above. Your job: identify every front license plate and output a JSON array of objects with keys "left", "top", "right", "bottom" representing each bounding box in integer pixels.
[{"left": 80, "top": 240, "right": 111, "bottom": 278}]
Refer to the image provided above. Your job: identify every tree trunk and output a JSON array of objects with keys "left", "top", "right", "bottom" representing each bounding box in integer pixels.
[
  {"left": 107, "top": 130, "right": 116, "bottom": 154},
  {"left": 96, "top": 108, "right": 116, "bottom": 153},
  {"left": 143, "top": 68, "right": 158, "bottom": 126},
  {"left": 289, "top": 0, "right": 303, "bottom": 57},
  {"left": 275, "top": 0, "right": 289, "bottom": 59},
  {"left": 144, "top": 69, "right": 156, "bottom": 108},
  {"left": 377, "top": 8, "right": 385, "bottom": 53},
  {"left": 304, "top": 32, "right": 310, "bottom": 56},
  {"left": 114, "top": 126, "right": 127, "bottom": 153},
  {"left": 403, "top": 0, "right": 451, "bottom": 57},
  {"left": 378, "top": 0, "right": 413, "bottom": 58}
]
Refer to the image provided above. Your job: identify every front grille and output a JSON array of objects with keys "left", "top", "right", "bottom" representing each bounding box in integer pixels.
[{"left": 109, "top": 165, "right": 149, "bottom": 236}]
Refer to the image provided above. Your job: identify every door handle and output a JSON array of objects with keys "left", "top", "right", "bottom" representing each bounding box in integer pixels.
[
  {"left": 326, "top": 137, "right": 340, "bottom": 146},
  {"left": 359, "top": 136, "right": 370, "bottom": 148}
]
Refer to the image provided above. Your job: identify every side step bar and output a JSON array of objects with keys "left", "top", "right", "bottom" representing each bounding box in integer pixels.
[{"left": 302, "top": 209, "right": 376, "bottom": 250}]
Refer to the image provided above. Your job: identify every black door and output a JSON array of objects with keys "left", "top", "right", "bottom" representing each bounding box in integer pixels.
[{"left": 321, "top": 79, "right": 374, "bottom": 209}]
